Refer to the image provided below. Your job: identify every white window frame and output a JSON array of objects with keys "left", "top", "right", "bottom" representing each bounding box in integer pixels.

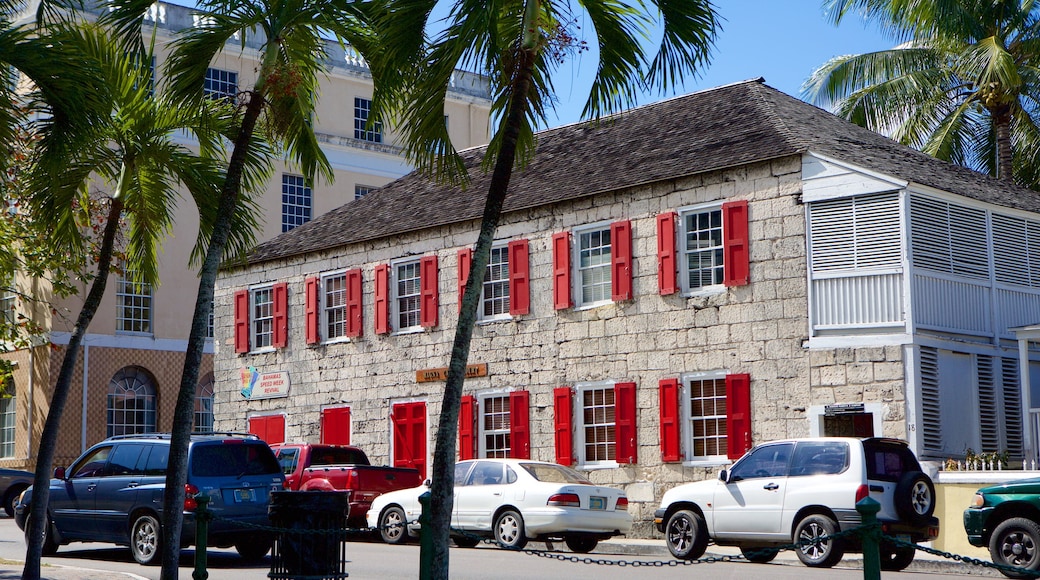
[
  {"left": 574, "top": 380, "right": 618, "bottom": 469},
  {"left": 321, "top": 269, "right": 349, "bottom": 344},
  {"left": 355, "top": 185, "right": 374, "bottom": 200},
  {"left": 477, "top": 390, "right": 512, "bottom": 458},
  {"left": 681, "top": 370, "right": 730, "bottom": 466},
  {"left": 116, "top": 274, "right": 153, "bottom": 335},
  {"left": 572, "top": 220, "right": 613, "bottom": 310},
  {"left": 0, "top": 377, "right": 15, "bottom": 458},
  {"left": 478, "top": 243, "right": 511, "bottom": 322},
  {"left": 107, "top": 367, "right": 157, "bottom": 437},
  {"left": 391, "top": 257, "right": 422, "bottom": 334},
  {"left": 1, "top": 289, "right": 15, "bottom": 328},
  {"left": 193, "top": 373, "right": 214, "bottom": 433},
  {"left": 249, "top": 283, "right": 275, "bottom": 353},
  {"left": 281, "top": 173, "right": 312, "bottom": 232},
  {"left": 678, "top": 202, "right": 725, "bottom": 296}
]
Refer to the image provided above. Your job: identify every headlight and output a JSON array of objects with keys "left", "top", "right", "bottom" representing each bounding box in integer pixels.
[{"left": 970, "top": 493, "right": 986, "bottom": 508}]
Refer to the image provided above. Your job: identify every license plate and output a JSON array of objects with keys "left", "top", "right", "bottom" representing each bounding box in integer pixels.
[
  {"left": 897, "top": 534, "right": 912, "bottom": 543},
  {"left": 234, "top": 488, "right": 256, "bottom": 503},
  {"left": 589, "top": 496, "right": 606, "bottom": 510}
]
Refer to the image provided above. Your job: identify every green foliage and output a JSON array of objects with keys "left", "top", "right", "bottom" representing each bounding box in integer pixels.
[{"left": 944, "top": 448, "right": 1010, "bottom": 470}]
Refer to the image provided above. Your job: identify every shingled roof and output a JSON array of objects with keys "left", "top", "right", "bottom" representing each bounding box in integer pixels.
[{"left": 240, "top": 78, "right": 1040, "bottom": 266}]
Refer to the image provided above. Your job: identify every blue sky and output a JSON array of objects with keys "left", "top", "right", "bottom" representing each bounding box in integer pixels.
[{"left": 541, "top": 1, "right": 897, "bottom": 128}]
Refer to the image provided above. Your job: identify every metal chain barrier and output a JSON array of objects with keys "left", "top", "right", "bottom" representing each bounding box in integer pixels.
[{"left": 885, "top": 533, "right": 1040, "bottom": 578}]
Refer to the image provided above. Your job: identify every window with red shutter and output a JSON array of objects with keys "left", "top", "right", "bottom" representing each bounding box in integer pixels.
[
  {"left": 723, "top": 200, "right": 750, "bottom": 286},
  {"left": 272, "top": 282, "right": 288, "bottom": 348},
  {"left": 552, "top": 232, "right": 572, "bottom": 310},
  {"left": 509, "top": 390, "right": 530, "bottom": 458},
  {"left": 248, "top": 415, "right": 285, "bottom": 445},
  {"left": 420, "top": 255, "right": 439, "bottom": 328},
  {"left": 657, "top": 212, "right": 678, "bottom": 295},
  {"left": 659, "top": 378, "right": 681, "bottom": 462},
  {"left": 459, "top": 395, "right": 475, "bottom": 460},
  {"left": 457, "top": 248, "right": 472, "bottom": 312},
  {"left": 726, "top": 373, "right": 752, "bottom": 459},
  {"left": 305, "top": 277, "right": 320, "bottom": 344},
  {"left": 553, "top": 387, "right": 573, "bottom": 465},
  {"left": 508, "top": 239, "right": 530, "bottom": 316},
  {"left": 345, "top": 269, "right": 363, "bottom": 338},
  {"left": 614, "top": 382, "right": 637, "bottom": 464},
  {"left": 234, "top": 289, "right": 249, "bottom": 353},
  {"left": 321, "top": 407, "right": 351, "bottom": 445},
  {"left": 392, "top": 401, "right": 427, "bottom": 478},
  {"left": 611, "top": 221, "right": 633, "bottom": 301},
  {"left": 374, "top": 264, "right": 390, "bottom": 334}
]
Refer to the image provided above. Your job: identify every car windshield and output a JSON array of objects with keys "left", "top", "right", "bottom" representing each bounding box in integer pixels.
[
  {"left": 521, "top": 463, "right": 591, "bottom": 484},
  {"left": 191, "top": 443, "right": 281, "bottom": 477}
]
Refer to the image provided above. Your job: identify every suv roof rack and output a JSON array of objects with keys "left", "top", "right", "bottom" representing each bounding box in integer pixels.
[
  {"left": 191, "top": 431, "right": 261, "bottom": 439},
  {"left": 102, "top": 432, "right": 261, "bottom": 442},
  {"left": 104, "top": 433, "right": 172, "bottom": 441}
]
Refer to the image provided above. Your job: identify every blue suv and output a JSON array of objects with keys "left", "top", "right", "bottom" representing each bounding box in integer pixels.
[{"left": 15, "top": 433, "right": 284, "bottom": 564}]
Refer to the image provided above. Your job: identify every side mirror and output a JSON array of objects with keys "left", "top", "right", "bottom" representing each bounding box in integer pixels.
[
  {"left": 718, "top": 469, "right": 728, "bottom": 483},
  {"left": 53, "top": 466, "right": 66, "bottom": 480}
]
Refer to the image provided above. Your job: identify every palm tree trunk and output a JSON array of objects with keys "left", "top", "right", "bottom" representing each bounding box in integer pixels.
[
  {"left": 426, "top": 41, "right": 538, "bottom": 580},
  {"left": 22, "top": 199, "right": 123, "bottom": 580},
  {"left": 159, "top": 89, "right": 266, "bottom": 580},
  {"left": 994, "top": 105, "right": 1013, "bottom": 181}
]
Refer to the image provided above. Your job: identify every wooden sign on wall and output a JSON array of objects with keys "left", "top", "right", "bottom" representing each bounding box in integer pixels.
[{"left": 416, "top": 363, "right": 487, "bottom": 383}]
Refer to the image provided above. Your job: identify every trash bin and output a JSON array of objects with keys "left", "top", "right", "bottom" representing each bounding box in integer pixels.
[{"left": 269, "top": 490, "right": 350, "bottom": 580}]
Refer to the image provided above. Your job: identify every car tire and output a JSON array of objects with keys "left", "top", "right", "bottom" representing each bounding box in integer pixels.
[
  {"left": 235, "top": 534, "right": 273, "bottom": 561},
  {"left": 665, "top": 509, "right": 708, "bottom": 560},
  {"left": 794, "top": 514, "right": 844, "bottom": 568},
  {"left": 989, "top": 517, "right": 1040, "bottom": 579},
  {"left": 740, "top": 546, "right": 779, "bottom": 563},
  {"left": 894, "top": 471, "right": 936, "bottom": 525},
  {"left": 23, "top": 512, "right": 58, "bottom": 556},
  {"left": 564, "top": 536, "right": 598, "bottom": 554},
  {"left": 130, "top": 513, "right": 163, "bottom": 566},
  {"left": 494, "top": 509, "right": 528, "bottom": 550},
  {"left": 379, "top": 506, "right": 409, "bottom": 545},
  {"left": 879, "top": 541, "right": 915, "bottom": 571},
  {"left": 4, "top": 484, "right": 28, "bottom": 518},
  {"left": 452, "top": 535, "right": 480, "bottom": 548}
]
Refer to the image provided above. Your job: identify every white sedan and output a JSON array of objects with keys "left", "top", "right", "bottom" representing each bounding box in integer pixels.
[{"left": 366, "top": 458, "right": 632, "bottom": 553}]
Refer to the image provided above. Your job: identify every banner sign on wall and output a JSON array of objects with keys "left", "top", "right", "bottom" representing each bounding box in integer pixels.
[{"left": 240, "top": 367, "right": 291, "bottom": 400}]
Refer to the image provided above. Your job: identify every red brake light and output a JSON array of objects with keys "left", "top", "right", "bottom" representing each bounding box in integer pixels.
[
  {"left": 616, "top": 497, "right": 629, "bottom": 511},
  {"left": 547, "top": 493, "right": 581, "bottom": 507},
  {"left": 184, "top": 483, "right": 199, "bottom": 512},
  {"left": 855, "top": 484, "right": 869, "bottom": 503}
]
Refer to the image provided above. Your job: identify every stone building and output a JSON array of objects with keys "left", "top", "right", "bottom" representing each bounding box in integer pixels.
[{"left": 213, "top": 79, "right": 1040, "bottom": 536}]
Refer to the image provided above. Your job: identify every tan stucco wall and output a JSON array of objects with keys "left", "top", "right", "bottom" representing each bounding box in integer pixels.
[{"left": 934, "top": 481, "right": 990, "bottom": 558}]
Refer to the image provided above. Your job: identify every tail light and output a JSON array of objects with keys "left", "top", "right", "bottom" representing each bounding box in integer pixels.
[
  {"left": 616, "top": 497, "right": 629, "bottom": 511},
  {"left": 184, "top": 484, "right": 199, "bottom": 512},
  {"left": 547, "top": 493, "right": 581, "bottom": 507},
  {"left": 855, "top": 484, "right": 869, "bottom": 503},
  {"left": 346, "top": 470, "right": 359, "bottom": 491}
]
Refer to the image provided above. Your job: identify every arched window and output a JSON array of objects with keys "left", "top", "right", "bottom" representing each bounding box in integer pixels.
[
  {"left": 107, "top": 367, "right": 157, "bottom": 437},
  {"left": 194, "top": 373, "right": 214, "bottom": 433}
]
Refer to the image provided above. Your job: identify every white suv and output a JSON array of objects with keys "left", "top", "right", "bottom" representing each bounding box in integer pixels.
[{"left": 653, "top": 437, "right": 939, "bottom": 571}]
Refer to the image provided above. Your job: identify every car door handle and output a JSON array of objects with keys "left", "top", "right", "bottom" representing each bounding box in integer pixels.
[
  {"left": 128, "top": 482, "right": 139, "bottom": 488},
  {"left": 87, "top": 484, "right": 96, "bottom": 492},
  {"left": 869, "top": 485, "right": 884, "bottom": 492},
  {"left": 763, "top": 483, "right": 779, "bottom": 490}
]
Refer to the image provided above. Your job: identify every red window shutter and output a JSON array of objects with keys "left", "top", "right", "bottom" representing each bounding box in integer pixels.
[
  {"left": 611, "top": 220, "right": 633, "bottom": 301},
  {"left": 457, "top": 248, "right": 472, "bottom": 312},
  {"left": 509, "top": 390, "right": 530, "bottom": 459},
  {"left": 249, "top": 415, "right": 285, "bottom": 445},
  {"left": 659, "top": 378, "right": 681, "bottom": 462},
  {"left": 508, "top": 239, "right": 530, "bottom": 316},
  {"left": 420, "top": 255, "right": 439, "bottom": 328},
  {"left": 726, "top": 373, "right": 752, "bottom": 460},
  {"left": 657, "top": 212, "right": 678, "bottom": 295},
  {"left": 305, "top": 277, "right": 320, "bottom": 344},
  {"left": 234, "top": 289, "right": 249, "bottom": 353},
  {"left": 614, "top": 382, "right": 637, "bottom": 464},
  {"left": 553, "top": 387, "right": 573, "bottom": 466},
  {"left": 374, "top": 264, "right": 390, "bottom": 334},
  {"left": 459, "top": 395, "right": 475, "bottom": 460},
  {"left": 272, "top": 282, "right": 288, "bottom": 348},
  {"left": 345, "top": 268, "right": 363, "bottom": 338},
  {"left": 722, "top": 200, "right": 750, "bottom": 287},
  {"left": 321, "top": 407, "right": 351, "bottom": 445},
  {"left": 552, "top": 232, "right": 572, "bottom": 310}
]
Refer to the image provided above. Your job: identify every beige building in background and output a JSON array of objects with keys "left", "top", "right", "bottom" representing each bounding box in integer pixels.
[{"left": 0, "top": 0, "right": 491, "bottom": 471}]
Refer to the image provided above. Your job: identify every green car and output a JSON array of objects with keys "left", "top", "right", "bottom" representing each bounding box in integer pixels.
[{"left": 964, "top": 477, "right": 1040, "bottom": 579}]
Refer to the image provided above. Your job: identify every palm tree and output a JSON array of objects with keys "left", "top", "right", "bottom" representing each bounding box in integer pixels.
[
  {"left": 102, "top": 0, "right": 383, "bottom": 575},
  {"left": 375, "top": 1, "right": 719, "bottom": 576},
  {"left": 803, "top": 0, "right": 1040, "bottom": 186},
  {"left": 18, "top": 22, "right": 238, "bottom": 580}
]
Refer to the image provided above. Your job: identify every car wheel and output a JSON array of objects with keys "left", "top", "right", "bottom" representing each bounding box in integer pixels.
[
  {"left": 235, "top": 534, "right": 273, "bottom": 561},
  {"left": 23, "top": 512, "right": 58, "bottom": 556},
  {"left": 894, "top": 471, "right": 936, "bottom": 525},
  {"left": 130, "top": 513, "right": 163, "bottom": 566},
  {"left": 794, "top": 514, "right": 844, "bottom": 568},
  {"left": 879, "top": 541, "right": 915, "bottom": 571},
  {"left": 494, "top": 509, "right": 528, "bottom": 550},
  {"left": 379, "top": 506, "right": 409, "bottom": 545},
  {"left": 452, "top": 535, "right": 480, "bottom": 548},
  {"left": 989, "top": 517, "right": 1040, "bottom": 579},
  {"left": 665, "top": 509, "right": 708, "bottom": 560},
  {"left": 740, "top": 546, "right": 779, "bottom": 563},
  {"left": 4, "top": 484, "right": 27, "bottom": 518},
  {"left": 564, "top": 536, "right": 598, "bottom": 554}
]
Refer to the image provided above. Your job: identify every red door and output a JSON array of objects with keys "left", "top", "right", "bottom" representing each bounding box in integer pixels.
[
  {"left": 321, "top": 407, "right": 351, "bottom": 445},
  {"left": 392, "top": 402, "right": 427, "bottom": 478},
  {"left": 248, "top": 415, "right": 285, "bottom": 444}
]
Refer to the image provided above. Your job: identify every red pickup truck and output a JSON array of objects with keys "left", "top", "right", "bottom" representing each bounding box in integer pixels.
[{"left": 272, "top": 443, "right": 422, "bottom": 528}]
